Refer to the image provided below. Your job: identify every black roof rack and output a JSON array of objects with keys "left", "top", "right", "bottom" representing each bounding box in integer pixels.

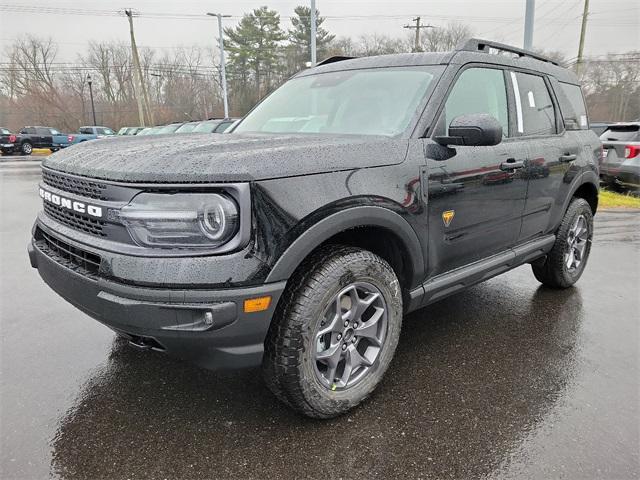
[
  {"left": 458, "top": 38, "right": 559, "bottom": 66},
  {"left": 316, "top": 55, "right": 356, "bottom": 66}
]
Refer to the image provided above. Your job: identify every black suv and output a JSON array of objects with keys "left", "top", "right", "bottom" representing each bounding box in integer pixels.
[{"left": 29, "top": 40, "right": 600, "bottom": 418}]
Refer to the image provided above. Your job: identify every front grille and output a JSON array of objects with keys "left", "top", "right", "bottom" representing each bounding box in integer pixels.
[
  {"left": 43, "top": 202, "right": 106, "bottom": 237},
  {"left": 42, "top": 169, "right": 108, "bottom": 200},
  {"left": 35, "top": 229, "right": 102, "bottom": 280}
]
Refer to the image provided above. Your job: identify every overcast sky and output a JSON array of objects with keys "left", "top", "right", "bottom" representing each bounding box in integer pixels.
[{"left": 0, "top": 0, "right": 638, "bottom": 62}]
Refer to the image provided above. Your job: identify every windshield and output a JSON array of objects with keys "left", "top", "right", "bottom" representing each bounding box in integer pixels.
[{"left": 234, "top": 66, "right": 442, "bottom": 136}]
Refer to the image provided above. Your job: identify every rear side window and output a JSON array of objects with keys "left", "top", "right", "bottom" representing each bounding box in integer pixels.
[
  {"left": 511, "top": 72, "right": 556, "bottom": 136},
  {"left": 36, "top": 127, "right": 51, "bottom": 135},
  {"left": 79, "top": 127, "right": 92, "bottom": 134},
  {"left": 441, "top": 67, "right": 509, "bottom": 137},
  {"left": 558, "top": 83, "right": 588, "bottom": 130},
  {"left": 600, "top": 125, "right": 640, "bottom": 142}
]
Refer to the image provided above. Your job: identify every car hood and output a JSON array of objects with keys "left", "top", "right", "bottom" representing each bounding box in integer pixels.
[{"left": 42, "top": 133, "right": 409, "bottom": 183}]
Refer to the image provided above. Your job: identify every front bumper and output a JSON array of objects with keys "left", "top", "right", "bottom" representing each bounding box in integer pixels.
[{"left": 28, "top": 233, "right": 286, "bottom": 370}]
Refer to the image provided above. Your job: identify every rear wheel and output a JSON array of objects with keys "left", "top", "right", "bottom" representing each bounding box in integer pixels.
[
  {"left": 262, "top": 246, "right": 403, "bottom": 418},
  {"left": 21, "top": 142, "right": 32, "bottom": 155},
  {"left": 532, "top": 198, "right": 593, "bottom": 288}
]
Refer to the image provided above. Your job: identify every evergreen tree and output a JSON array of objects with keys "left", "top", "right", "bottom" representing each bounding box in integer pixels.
[
  {"left": 288, "top": 6, "right": 335, "bottom": 67},
  {"left": 224, "top": 6, "right": 286, "bottom": 108}
]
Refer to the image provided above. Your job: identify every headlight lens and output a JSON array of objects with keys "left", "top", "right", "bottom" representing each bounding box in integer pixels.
[{"left": 119, "top": 193, "right": 239, "bottom": 248}]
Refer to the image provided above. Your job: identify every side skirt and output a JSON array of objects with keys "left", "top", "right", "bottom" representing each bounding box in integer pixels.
[{"left": 407, "top": 235, "right": 555, "bottom": 312}]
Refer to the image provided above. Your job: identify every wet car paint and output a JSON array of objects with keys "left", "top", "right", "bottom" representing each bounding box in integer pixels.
[{"left": 2, "top": 163, "right": 638, "bottom": 479}]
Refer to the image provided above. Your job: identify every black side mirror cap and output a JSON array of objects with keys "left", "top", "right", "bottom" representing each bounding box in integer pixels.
[{"left": 434, "top": 113, "right": 503, "bottom": 147}]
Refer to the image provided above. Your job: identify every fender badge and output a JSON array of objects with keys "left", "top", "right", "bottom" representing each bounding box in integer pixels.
[{"left": 442, "top": 210, "right": 455, "bottom": 227}]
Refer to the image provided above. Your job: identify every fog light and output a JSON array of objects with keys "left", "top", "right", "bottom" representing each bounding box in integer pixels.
[{"left": 244, "top": 296, "right": 271, "bottom": 313}]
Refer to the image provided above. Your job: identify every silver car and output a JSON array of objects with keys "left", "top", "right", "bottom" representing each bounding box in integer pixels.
[{"left": 600, "top": 123, "right": 640, "bottom": 192}]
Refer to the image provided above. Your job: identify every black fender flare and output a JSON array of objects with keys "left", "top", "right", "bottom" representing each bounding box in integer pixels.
[
  {"left": 265, "top": 205, "right": 425, "bottom": 285},
  {"left": 564, "top": 169, "right": 599, "bottom": 213}
]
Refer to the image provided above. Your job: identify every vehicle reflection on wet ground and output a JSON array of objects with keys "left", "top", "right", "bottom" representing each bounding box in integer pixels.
[{"left": 1, "top": 163, "right": 638, "bottom": 479}]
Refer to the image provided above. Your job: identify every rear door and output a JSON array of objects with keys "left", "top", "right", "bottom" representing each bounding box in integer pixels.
[
  {"left": 509, "top": 71, "right": 579, "bottom": 241},
  {"left": 425, "top": 65, "right": 528, "bottom": 276}
]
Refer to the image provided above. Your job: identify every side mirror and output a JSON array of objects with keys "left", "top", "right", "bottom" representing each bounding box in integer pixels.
[{"left": 434, "top": 113, "right": 503, "bottom": 147}]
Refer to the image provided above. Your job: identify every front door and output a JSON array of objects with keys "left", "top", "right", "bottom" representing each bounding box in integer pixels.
[{"left": 425, "top": 66, "right": 528, "bottom": 277}]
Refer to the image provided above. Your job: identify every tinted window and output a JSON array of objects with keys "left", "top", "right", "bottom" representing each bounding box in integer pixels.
[
  {"left": 600, "top": 125, "right": 640, "bottom": 142},
  {"left": 79, "top": 127, "right": 92, "bottom": 134},
  {"left": 36, "top": 127, "right": 52, "bottom": 135},
  {"left": 559, "top": 82, "right": 588, "bottom": 130},
  {"left": 441, "top": 67, "right": 509, "bottom": 137},
  {"left": 235, "top": 66, "right": 442, "bottom": 136},
  {"left": 512, "top": 72, "right": 556, "bottom": 136}
]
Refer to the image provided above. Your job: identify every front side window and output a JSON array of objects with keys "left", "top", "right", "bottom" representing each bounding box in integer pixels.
[
  {"left": 438, "top": 67, "right": 509, "bottom": 137},
  {"left": 235, "top": 66, "right": 443, "bottom": 137},
  {"left": 511, "top": 72, "right": 556, "bottom": 136}
]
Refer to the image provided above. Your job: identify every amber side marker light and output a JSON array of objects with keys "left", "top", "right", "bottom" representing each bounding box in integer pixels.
[{"left": 244, "top": 296, "right": 272, "bottom": 313}]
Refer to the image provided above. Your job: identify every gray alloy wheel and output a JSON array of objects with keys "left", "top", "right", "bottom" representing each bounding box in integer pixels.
[
  {"left": 532, "top": 197, "right": 593, "bottom": 288},
  {"left": 313, "top": 282, "right": 388, "bottom": 391},
  {"left": 262, "top": 245, "right": 402, "bottom": 418},
  {"left": 564, "top": 214, "right": 589, "bottom": 273},
  {"left": 21, "top": 142, "right": 32, "bottom": 155}
]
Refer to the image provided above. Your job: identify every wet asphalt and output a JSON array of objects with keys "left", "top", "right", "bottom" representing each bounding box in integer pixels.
[{"left": 1, "top": 161, "right": 639, "bottom": 479}]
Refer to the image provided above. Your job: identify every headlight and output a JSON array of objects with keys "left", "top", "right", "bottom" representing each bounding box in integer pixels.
[{"left": 119, "top": 193, "right": 239, "bottom": 248}]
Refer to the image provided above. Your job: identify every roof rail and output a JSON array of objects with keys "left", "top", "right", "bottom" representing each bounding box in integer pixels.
[
  {"left": 316, "top": 55, "right": 357, "bottom": 66},
  {"left": 458, "top": 38, "right": 559, "bottom": 66}
]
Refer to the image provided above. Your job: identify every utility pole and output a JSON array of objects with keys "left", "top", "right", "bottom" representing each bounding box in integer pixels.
[
  {"left": 87, "top": 74, "right": 97, "bottom": 125},
  {"left": 310, "top": 0, "right": 317, "bottom": 66},
  {"left": 125, "top": 9, "right": 153, "bottom": 126},
  {"left": 576, "top": 0, "right": 590, "bottom": 75},
  {"left": 523, "top": 0, "right": 535, "bottom": 50},
  {"left": 403, "top": 17, "right": 434, "bottom": 52},
  {"left": 207, "top": 13, "right": 231, "bottom": 118}
]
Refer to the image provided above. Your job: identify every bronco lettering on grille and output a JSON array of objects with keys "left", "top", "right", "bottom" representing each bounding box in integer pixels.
[{"left": 39, "top": 187, "right": 103, "bottom": 218}]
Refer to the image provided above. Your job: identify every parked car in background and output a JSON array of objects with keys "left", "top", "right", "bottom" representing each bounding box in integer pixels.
[
  {"left": 117, "top": 126, "right": 144, "bottom": 136},
  {"left": 136, "top": 126, "right": 163, "bottom": 136},
  {"left": 67, "top": 126, "right": 115, "bottom": 146},
  {"left": 10, "top": 126, "right": 71, "bottom": 155},
  {"left": 590, "top": 122, "right": 611, "bottom": 136},
  {"left": 599, "top": 122, "right": 640, "bottom": 191},
  {"left": 1, "top": 127, "right": 19, "bottom": 155},
  {"left": 191, "top": 118, "right": 239, "bottom": 133},
  {"left": 174, "top": 121, "right": 201, "bottom": 134},
  {"left": 155, "top": 122, "right": 185, "bottom": 134}
]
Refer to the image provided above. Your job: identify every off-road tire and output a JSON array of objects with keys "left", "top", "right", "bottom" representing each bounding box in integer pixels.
[
  {"left": 21, "top": 142, "right": 32, "bottom": 155},
  {"left": 532, "top": 198, "right": 593, "bottom": 288},
  {"left": 262, "top": 245, "right": 403, "bottom": 418}
]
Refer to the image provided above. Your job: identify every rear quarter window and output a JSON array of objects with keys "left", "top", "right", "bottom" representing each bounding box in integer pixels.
[{"left": 558, "top": 82, "right": 588, "bottom": 130}]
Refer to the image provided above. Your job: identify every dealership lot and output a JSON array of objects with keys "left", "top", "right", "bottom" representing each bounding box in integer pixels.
[{"left": 1, "top": 161, "right": 638, "bottom": 479}]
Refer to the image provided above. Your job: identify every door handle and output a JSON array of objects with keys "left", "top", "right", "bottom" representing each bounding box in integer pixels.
[
  {"left": 500, "top": 158, "right": 525, "bottom": 171},
  {"left": 559, "top": 153, "right": 577, "bottom": 162}
]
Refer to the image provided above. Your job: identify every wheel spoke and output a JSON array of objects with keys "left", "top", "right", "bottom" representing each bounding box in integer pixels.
[
  {"left": 565, "top": 251, "right": 574, "bottom": 269},
  {"left": 316, "top": 342, "right": 342, "bottom": 366},
  {"left": 338, "top": 345, "right": 372, "bottom": 386},
  {"left": 355, "top": 307, "right": 384, "bottom": 345}
]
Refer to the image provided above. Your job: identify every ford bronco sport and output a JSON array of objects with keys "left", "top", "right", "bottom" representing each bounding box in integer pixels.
[{"left": 29, "top": 39, "right": 600, "bottom": 418}]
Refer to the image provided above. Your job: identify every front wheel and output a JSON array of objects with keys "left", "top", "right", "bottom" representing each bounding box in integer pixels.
[
  {"left": 532, "top": 198, "right": 593, "bottom": 288},
  {"left": 262, "top": 246, "right": 403, "bottom": 418},
  {"left": 21, "top": 142, "right": 33, "bottom": 155}
]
